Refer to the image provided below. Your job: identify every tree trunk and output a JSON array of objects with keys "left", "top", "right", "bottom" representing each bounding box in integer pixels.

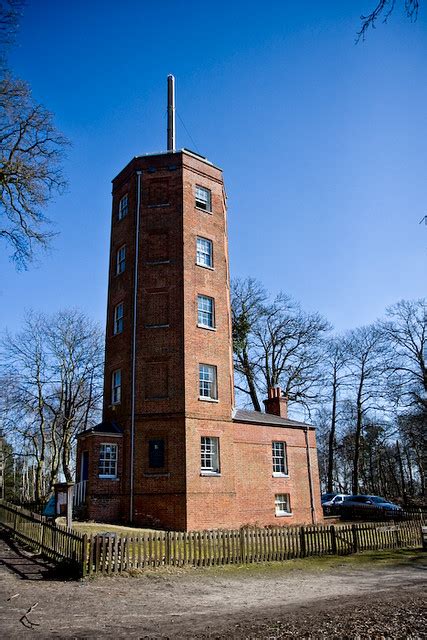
[
  {"left": 241, "top": 349, "right": 261, "bottom": 412},
  {"left": 352, "top": 401, "right": 363, "bottom": 495},
  {"left": 327, "top": 374, "right": 338, "bottom": 493},
  {"left": 395, "top": 440, "right": 407, "bottom": 505}
]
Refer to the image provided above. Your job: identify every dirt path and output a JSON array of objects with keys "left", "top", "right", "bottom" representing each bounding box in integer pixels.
[{"left": 0, "top": 534, "right": 425, "bottom": 638}]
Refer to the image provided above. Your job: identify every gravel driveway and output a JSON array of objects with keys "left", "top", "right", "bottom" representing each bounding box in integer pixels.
[{"left": 0, "top": 533, "right": 425, "bottom": 638}]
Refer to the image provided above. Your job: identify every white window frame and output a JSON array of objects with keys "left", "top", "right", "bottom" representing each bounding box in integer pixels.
[
  {"left": 195, "top": 185, "right": 212, "bottom": 212},
  {"left": 275, "top": 493, "right": 292, "bottom": 516},
  {"left": 199, "top": 364, "right": 218, "bottom": 400},
  {"left": 196, "top": 236, "right": 213, "bottom": 268},
  {"left": 111, "top": 369, "right": 122, "bottom": 405},
  {"left": 197, "top": 295, "right": 215, "bottom": 329},
  {"left": 272, "top": 441, "right": 288, "bottom": 477},
  {"left": 116, "top": 245, "right": 126, "bottom": 274},
  {"left": 113, "top": 302, "right": 124, "bottom": 335},
  {"left": 118, "top": 194, "right": 129, "bottom": 220},
  {"left": 98, "top": 443, "right": 118, "bottom": 479},
  {"left": 201, "top": 436, "right": 220, "bottom": 475}
]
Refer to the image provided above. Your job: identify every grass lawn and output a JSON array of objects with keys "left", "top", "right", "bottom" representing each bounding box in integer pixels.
[{"left": 56, "top": 518, "right": 160, "bottom": 537}]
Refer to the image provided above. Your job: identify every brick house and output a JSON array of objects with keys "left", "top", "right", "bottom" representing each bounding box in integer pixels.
[{"left": 75, "top": 144, "right": 322, "bottom": 531}]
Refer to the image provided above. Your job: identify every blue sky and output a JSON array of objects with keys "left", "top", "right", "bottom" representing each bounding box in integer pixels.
[{"left": 0, "top": 0, "right": 426, "bottom": 335}]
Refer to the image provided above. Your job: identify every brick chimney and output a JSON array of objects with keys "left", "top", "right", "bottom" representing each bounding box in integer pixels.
[{"left": 263, "top": 386, "right": 288, "bottom": 419}]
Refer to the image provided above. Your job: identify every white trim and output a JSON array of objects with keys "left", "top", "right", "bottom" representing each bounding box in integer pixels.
[{"left": 197, "top": 324, "right": 216, "bottom": 332}]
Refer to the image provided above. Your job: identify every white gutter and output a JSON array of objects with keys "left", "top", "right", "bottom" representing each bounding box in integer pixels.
[{"left": 130, "top": 170, "right": 142, "bottom": 522}]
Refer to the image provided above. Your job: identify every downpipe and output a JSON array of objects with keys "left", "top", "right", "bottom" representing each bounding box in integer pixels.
[
  {"left": 304, "top": 427, "right": 316, "bottom": 524},
  {"left": 130, "top": 170, "right": 142, "bottom": 523}
]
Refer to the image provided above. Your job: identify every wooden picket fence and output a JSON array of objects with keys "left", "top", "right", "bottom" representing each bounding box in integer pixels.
[
  {"left": 0, "top": 500, "right": 424, "bottom": 578},
  {"left": 83, "top": 519, "right": 423, "bottom": 575},
  {"left": 0, "top": 501, "right": 87, "bottom": 574}
]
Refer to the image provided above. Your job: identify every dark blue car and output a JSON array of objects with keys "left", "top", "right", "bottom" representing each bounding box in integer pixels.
[{"left": 339, "top": 495, "right": 403, "bottom": 520}]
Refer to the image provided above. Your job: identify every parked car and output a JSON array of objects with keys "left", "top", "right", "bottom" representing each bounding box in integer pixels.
[
  {"left": 321, "top": 492, "right": 337, "bottom": 503},
  {"left": 339, "top": 495, "right": 403, "bottom": 520},
  {"left": 322, "top": 494, "right": 351, "bottom": 515}
]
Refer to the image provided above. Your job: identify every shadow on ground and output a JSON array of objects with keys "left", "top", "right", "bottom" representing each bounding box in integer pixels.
[{"left": 0, "top": 531, "right": 80, "bottom": 581}]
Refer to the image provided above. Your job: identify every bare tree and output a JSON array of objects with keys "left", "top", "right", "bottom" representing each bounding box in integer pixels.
[
  {"left": 0, "top": 310, "right": 103, "bottom": 500},
  {"left": 47, "top": 310, "right": 104, "bottom": 482},
  {"left": 231, "top": 278, "right": 267, "bottom": 411},
  {"left": 323, "top": 337, "right": 350, "bottom": 493},
  {"left": 357, "top": 0, "right": 420, "bottom": 42},
  {"left": 231, "top": 278, "right": 330, "bottom": 415},
  {"left": 345, "top": 325, "right": 387, "bottom": 494},
  {"left": 0, "top": 0, "right": 68, "bottom": 268},
  {"left": 380, "top": 299, "right": 427, "bottom": 412}
]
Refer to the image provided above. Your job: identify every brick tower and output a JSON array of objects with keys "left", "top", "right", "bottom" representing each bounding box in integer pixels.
[{"left": 76, "top": 77, "right": 322, "bottom": 530}]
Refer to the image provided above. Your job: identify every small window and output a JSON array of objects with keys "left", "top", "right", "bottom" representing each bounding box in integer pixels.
[
  {"left": 113, "top": 303, "right": 124, "bottom": 335},
  {"left": 149, "top": 439, "right": 165, "bottom": 468},
  {"left": 272, "top": 442, "right": 288, "bottom": 476},
  {"left": 111, "top": 369, "right": 121, "bottom": 404},
  {"left": 118, "top": 194, "right": 129, "bottom": 220},
  {"left": 195, "top": 185, "right": 211, "bottom": 212},
  {"left": 275, "top": 494, "right": 291, "bottom": 516},
  {"left": 99, "top": 444, "right": 118, "bottom": 478},
  {"left": 196, "top": 236, "right": 213, "bottom": 268},
  {"left": 116, "top": 245, "right": 126, "bottom": 274},
  {"left": 199, "top": 364, "right": 217, "bottom": 400},
  {"left": 197, "top": 295, "right": 215, "bottom": 328},
  {"left": 201, "top": 436, "right": 220, "bottom": 474}
]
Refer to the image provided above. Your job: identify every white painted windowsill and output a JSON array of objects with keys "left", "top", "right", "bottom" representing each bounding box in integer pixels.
[
  {"left": 200, "top": 472, "right": 221, "bottom": 477},
  {"left": 272, "top": 473, "right": 290, "bottom": 478},
  {"left": 198, "top": 397, "right": 219, "bottom": 403},
  {"left": 195, "top": 263, "right": 215, "bottom": 271},
  {"left": 197, "top": 324, "right": 216, "bottom": 332},
  {"left": 275, "top": 512, "right": 293, "bottom": 517}
]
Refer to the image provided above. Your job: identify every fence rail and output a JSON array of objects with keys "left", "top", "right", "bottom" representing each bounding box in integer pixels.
[{"left": 0, "top": 500, "right": 425, "bottom": 578}]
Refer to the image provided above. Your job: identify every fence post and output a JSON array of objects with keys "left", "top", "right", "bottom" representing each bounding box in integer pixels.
[
  {"left": 330, "top": 525, "right": 337, "bottom": 555},
  {"left": 352, "top": 524, "right": 358, "bottom": 553},
  {"left": 165, "top": 531, "right": 171, "bottom": 566},
  {"left": 82, "top": 534, "right": 88, "bottom": 578},
  {"left": 239, "top": 528, "right": 245, "bottom": 564},
  {"left": 300, "top": 526, "right": 306, "bottom": 558}
]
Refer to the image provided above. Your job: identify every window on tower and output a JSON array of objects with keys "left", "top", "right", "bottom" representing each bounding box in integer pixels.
[
  {"left": 199, "top": 364, "right": 217, "bottom": 400},
  {"left": 118, "top": 194, "right": 129, "bottom": 220},
  {"left": 113, "top": 303, "right": 124, "bottom": 335},
  {"left": 98, "top": 443, "right": 118, "bottom": 478},
  {"left": 116, "top": 245, "right": 126, "bottom": 274},
  {"left": 196, "top": 236, "right": 213, "bottom": 268},
  {"left": 111, "top": 369, "right": 122, "bottom": 404},
  {"left": 195, "top": 185, "right": 212, "bottom": 212},
  {"left": 197, "top": 295, "right": 215, "bottom": 329},
  {"left": 148, "top": 439, "right": 165, "bottom": 469},
  {"left": 201, "top": 436, "right": 220, "bottom": 474}
]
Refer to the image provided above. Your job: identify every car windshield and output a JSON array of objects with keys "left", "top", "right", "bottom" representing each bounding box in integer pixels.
[
  {"left": 321, "top": 493, "right": 336, "bottom": 501},
  {"left": 370, "top": 496, "right": 387, "bottom": 504}
]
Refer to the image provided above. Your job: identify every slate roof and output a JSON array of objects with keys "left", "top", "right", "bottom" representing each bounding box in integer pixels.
[
  {"left": 78, "top": 420, "right": 123, "bottom": 436},
  {"left": 232, "top": 408, "right": 314, "bottom": 430}
]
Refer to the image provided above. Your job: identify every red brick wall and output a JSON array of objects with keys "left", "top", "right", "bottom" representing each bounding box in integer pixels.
[{"left": 185, "top": 419, "right": 322, "bottom": 530}]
